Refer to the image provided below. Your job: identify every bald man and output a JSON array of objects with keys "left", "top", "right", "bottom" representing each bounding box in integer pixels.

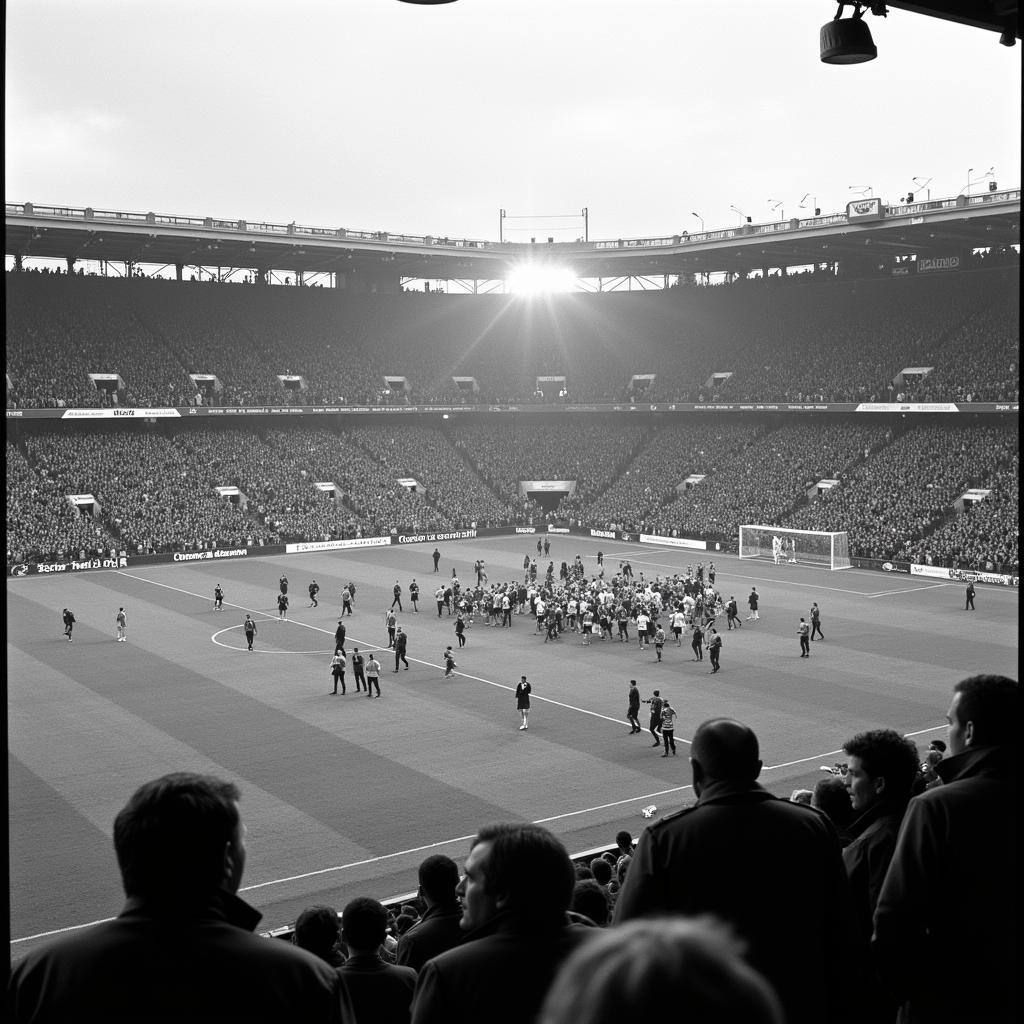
[{"left": 613, "top": 718, "right": 860, "bottom": 1024}]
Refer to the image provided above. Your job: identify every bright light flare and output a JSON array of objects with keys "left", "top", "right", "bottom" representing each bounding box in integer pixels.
[{"left": 506, "top": 263, "right": 576, "bottom": 296}]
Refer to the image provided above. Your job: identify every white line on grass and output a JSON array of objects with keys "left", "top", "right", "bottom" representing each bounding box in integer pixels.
[{"left": 865, "top": 583, "right": 952, "bottom": 598}]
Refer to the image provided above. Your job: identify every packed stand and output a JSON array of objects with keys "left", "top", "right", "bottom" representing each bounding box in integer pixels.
[
  {"left": 782, "top": 423, "right": 1019, "bottom": 568},
  {"left": 5, "top": 441, "right": 118, "bottom": 563},
  {"left": 644, "top": 420, "right": 892, "bottom": 543}
]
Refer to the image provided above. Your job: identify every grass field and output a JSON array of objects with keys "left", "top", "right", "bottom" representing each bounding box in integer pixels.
[{"left": 7, "top": 535, "right": 1018, "bottom": 962}]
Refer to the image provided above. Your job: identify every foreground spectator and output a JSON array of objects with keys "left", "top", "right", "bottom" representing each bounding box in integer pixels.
[
  {"left": 410, "top": 822, "right": 592, "bottom": 1024},
  {"left": 339, "top": 897, "right": 418, "bottom": 1024},
  {"left": 613, "top": 718, "right": 859, "bottom": 1024},
  {"left": 840, "top": 729, "right": 921, "bottom": 1021},
  {"left": 7, "top": 772, "right": 354, "bottom": 1023},
  {"left": 873, "top": 675, "right": 1019, "bottom": 1024},
  {"left": 396, "top": 854, "right": 464, "bottom": 972},
  {"left": 538, "top": 916, "right": 784, "bottom": 1024}
]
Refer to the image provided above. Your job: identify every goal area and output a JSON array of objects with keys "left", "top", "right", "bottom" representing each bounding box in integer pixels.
[{"left": 738, "top": 525, "right": 851, "bottom": 571}]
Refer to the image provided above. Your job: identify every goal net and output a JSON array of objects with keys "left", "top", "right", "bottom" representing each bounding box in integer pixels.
[{"left": 738, "top": 525, "right": 851, "bottom": 571}]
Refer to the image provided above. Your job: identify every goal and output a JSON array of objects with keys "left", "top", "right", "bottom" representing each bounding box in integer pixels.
[{"left": 738, "top": 525, "right": 851, "bottom": 571}]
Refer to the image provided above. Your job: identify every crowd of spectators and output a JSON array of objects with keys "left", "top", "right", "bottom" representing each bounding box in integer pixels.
[
  {"left": 782, "top": 423, "right": 1019, "bottom": 570},
  {"left": 5, "top": 265, "right": 1019, "bottom": 410},
  {"left": 5, "top": 417, "right": 1019, "bottom": 570}
]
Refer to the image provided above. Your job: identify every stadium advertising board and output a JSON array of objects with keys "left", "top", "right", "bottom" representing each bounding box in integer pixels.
[
  {"left": 172, "top": 548, "right": 251, "bottom": 562},
  {"left": 590, "top": 529, "right": 616, "bottom": 539},
  {"left": 60, "top": 408, "right": 182, "bottom": 419},
  {"left": 395, "top": 530, "right": 478, "bottom": 544},
  {"left": 515, "top": 526, "right": 537, "bottom": 534},
  {"left": 639, "top": 534, "right": 706, "bottom": 550},
  {"left": 8, "top": 555, "right": 130, "bottom": 577},
  {"left": 286, "top": 537, "right": 391, "bottom": 553},
  {"left": 917, "top": 255, "right": 961, "bottom": 274},
  {"left": 911, "top": 563, "right": 1018, "bottom": 587}
]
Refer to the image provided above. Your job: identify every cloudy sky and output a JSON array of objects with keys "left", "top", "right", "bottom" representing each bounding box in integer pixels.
[{"left": 6, "top": 0, "right": 1021, "bottom": 241}]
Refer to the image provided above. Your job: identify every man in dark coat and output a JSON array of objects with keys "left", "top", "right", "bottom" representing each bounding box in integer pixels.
[
  {"left": 339, "top": 897, "right": 416, "bottom": 1024},
  {"left": 410, "top": 823, "right": 593, "bottom": 1024},
  {"left": 873, "top": 674, "right": 1019, "bottom": 1024},
  {"left": 7, "top": 772, "right": 354, "bottom": 1023},
  {"left": 397, "top": 854, "right": 465, "bottom": 972},
  {"left": 613, "top": 718, "right": 859, "bottom": 1024}
]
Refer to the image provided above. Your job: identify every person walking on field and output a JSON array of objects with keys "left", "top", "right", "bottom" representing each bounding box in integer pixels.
[
  {"left": 965, "top": 580, "right": 975, "bottom": 610},
  {"left": 810, "top": 602, "right": 824, "bottom": 640},
  {"left": 115, "top": 607, "right": 127, "bottom": 642},
  {"left": 351, "top": 647, "right": 366, "bottom": 693},
  {"left": 432, "top": 548, "right": 441, "bottom": 573},
  {"left": 391, "top": 581, "right": 403, "bottom": 612},
  {"left": 747, "top": 587, "right": 759, "bottom": 621},
  {"left": 516, "top": 675, "right": 532, "bottom": 730},
  {"left": 660, "top": 700, "right": 678, "bottom": 757},
  {"left": 798, "top": 618, "right": 810, "bottom": 657},
  {"left": 330, "top": 650, "right": 346, "bottom": 695},
  {"left": 365, "top": 655, "right": 381, "bottom": 698},
  {"left": 643, "top": 690, "right": 664, "bottom": 747},
  {"left": 394, "top": 627, "right": 410, "bottom": 671},
  {"left": 627, "top": 680, "right": 642, "bottom": 734},
  {"left": 243, "top": 614, "right": 257, "bottom": 652},
  {"left": 443, "top": 646, "right": 457, "bottom": 678},
  {"left": 690, "top": 621, "right": 705, "bottom": 662},
  {"left": 708, "top": 627, "right": 722, "bottom": 673}
]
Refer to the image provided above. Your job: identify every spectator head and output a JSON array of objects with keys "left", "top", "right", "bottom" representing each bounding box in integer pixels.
[
  {"left": 574, "top": 863, "right": 595, "bottom": 881},
  {"left": 457, "top": 823, "right": 575, "bottom": 932},
  {"left": 538, "top": 916, "right": 784, "bottom": 1024},
  {"left": 113, "top": 772, "right": 243, "bottom": 902},
  {"left": 789, "top": 789, "right": 813, "bottom": 805},
  {"left": 615, "top": 830, "right": 633, "bottom": 856},
  {"left": 589, "top": 857, "right": 612, "bottom": 886},
  {"left": 842, "top": 728, "right": 921, "bottom": 812},
  {"left": 928, "top": 739, "right": 946, "bottom": 755},
  {"left": 690, "top": 719, "right": 761, "bottom": 793},
  {"left": 570, "top": 879, "right": 610, "bottom": 927},
  {"left": 292, "top": 905, "right": 341, "bottom": 962},
  {"left": 948, "top": 674, "right": 1020, "bottom": 754},
  {"left": 811, "top": 776, "right": 854, "bottom": 833},
  {"left": 341, "top": 896, "right": 388, "bottom": 955},
  {"left": 417, "top": 853, "right": 460, "bottom": 907}
]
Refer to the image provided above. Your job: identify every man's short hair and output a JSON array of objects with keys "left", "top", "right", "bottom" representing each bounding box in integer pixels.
[
  {"left": 842, "top": 728, "right": 921, "bottom": 802},
  {"left": 811, "top": 777, "right": 854, "bottom": 832},
  {"left": 418, "top": 853, "right": 460, "bottom": 904},
  {"left": 570, "top": 879, "right": 610, "bottom": 927},
  {"left": 341, "top": 896, "right": 388, "bottom": 952},
  {"left": 952, "top": 674, "right": 1020, "bottom": 747},
  {"left": 691, "top": 719, "right": 760, "bottom": 781},
  {"left": 615, "top": 830, "right": 633, "bottom": 852},
  {"left": 471, "top": 823, "right": 575, "bottom": 926},
  {"left": 293, "top": 905, "right": 340, "bottom": 956},
  {"left": 113, "top": 772, "right": 240, "bottom": 900},
  {"left": 538, "top": 916, "right": 783, "bottom": 1024},
  {"left": 589, "top": 857, "right": 613, "bottom": 886}
]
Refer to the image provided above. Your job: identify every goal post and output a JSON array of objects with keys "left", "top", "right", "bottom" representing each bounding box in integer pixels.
[{"left": 738, "top": 525, "right": 851, "bottom": 570}]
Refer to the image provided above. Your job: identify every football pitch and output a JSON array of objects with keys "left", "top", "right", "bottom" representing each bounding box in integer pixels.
[{"left": 7, "top": 535, "right": 1018, "bottom": 961}]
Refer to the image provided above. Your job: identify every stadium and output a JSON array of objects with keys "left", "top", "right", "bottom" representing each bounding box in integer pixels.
[{"left": 6, "top": 2, "right": 1020, "bottom": 1022}]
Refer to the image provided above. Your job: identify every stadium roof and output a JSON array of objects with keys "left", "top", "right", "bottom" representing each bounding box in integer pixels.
[{"left": 6, "top": 191, "right": 1019, "bottom": 282}]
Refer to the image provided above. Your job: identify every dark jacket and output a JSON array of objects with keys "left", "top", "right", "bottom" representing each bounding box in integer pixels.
[
  {"left": 613, "top": 779, "right": 859, "bottom": 1024},
  {"left": 396, "top": 904, "right": 464, "bottom": 973},
  {"left": 339, "top": 953, "right": 417, "bottom": 1024},
  {"left": 410, "top": 911, "right": 592, "bottom": 1024},
  {"left": 843, "top": 800, "right": 907, "bottom": 945},
  {"left": 873, "top": 745, "right": 1018, "bottom": 1024},
  {"left": 7, "top": 891, "right": 353, "bottom": 1023}
]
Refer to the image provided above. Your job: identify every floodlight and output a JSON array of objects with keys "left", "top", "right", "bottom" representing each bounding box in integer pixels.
[
  {"left": 821, "top": 3, "right": 878, "bottom": 64},
  {"left": 506, "top": 264, "right": 576, "bottom": 296}
]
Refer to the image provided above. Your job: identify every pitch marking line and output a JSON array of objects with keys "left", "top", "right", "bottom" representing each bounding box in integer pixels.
[
  {"left": 12, "top": 720, "right": 948, "bottom": 945},
  {"left": 865, "top": 583, "right": 952, "bottom": 598}
]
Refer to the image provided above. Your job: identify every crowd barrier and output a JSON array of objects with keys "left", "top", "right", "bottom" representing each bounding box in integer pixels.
[{"left": 8, "top": 525, "right": 1016, "bottom": 584}]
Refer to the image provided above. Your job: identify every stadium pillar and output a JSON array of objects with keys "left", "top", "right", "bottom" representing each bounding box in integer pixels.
[
  {"left": 254, "top": 267, "right": 268, "bottom": 286},
  {"left": 175, "top": 263, "right": 184, "bottom": 281},
  {"left": 66, "top": 256, "right": 76, "bottom": 275},
  {"left": 14, "top": 254, "right": 23, "bottom": 271}
]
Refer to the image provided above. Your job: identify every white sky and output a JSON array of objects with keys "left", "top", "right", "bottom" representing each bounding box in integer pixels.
[{"left": 5, "top": 0, "right": 1021, "bottom": 241}]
